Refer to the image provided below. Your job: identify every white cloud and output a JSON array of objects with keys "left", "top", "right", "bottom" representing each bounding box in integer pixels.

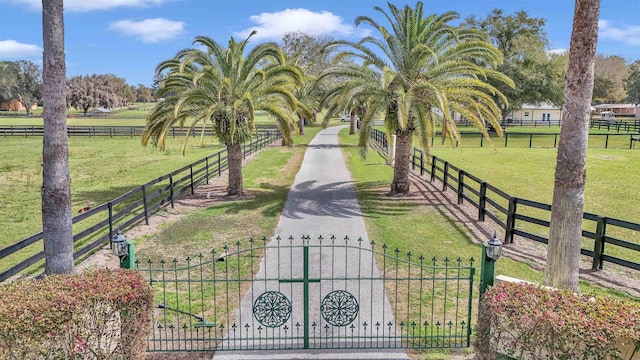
[
  {"left": 110, "top": 18, "right": 186, "bottom": 43},
  {"left": 547, "top": 48, "right": 568, "bottom": 55},
  {"left": 6, "top": 0, "right": 170, "bottom": 12},
  {"left": 599, "top": 19, "right": 640, "bottom": 46},
  {"left": 0, "top": 40, "right": 41, "bottom": 58},
  {"left": 234, "top": 8, "right": 370, "bottom": 41}
]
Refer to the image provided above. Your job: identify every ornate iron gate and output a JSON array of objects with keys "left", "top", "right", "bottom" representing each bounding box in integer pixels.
[{"left": 136, "top": 236, "right": 475, "bottom": 352}]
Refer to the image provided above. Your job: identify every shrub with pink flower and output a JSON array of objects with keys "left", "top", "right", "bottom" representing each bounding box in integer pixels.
[
  {"left": 0, "top": 269, "right": 153, "bottom": 359},
  {"left": 475, "top": 282, "right": 640, "bottom": 360}
]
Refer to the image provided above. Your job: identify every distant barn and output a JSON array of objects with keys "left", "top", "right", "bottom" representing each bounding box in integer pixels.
[{"left": 86, "top": 107, "right": 111, "bottom": 116}]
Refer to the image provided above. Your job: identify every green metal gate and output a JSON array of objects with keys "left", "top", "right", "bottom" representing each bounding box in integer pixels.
[{"left": 136, "top": 236, "right": 475, "bottom": 352}]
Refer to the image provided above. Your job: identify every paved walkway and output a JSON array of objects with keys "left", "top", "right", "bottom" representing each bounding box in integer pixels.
[{"left": 214, "top": 126, "right": 408, "bottom": 359}]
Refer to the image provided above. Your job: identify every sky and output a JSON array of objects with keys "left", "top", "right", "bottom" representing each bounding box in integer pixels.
[{"left": 0, "top": 0, "right": 639, "bottom": 86}]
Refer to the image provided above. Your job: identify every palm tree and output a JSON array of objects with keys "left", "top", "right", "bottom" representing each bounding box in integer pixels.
[
  {"left": 42, "top": 0, "right": 74, "bottom": 274},
  {"left": 320, "top": 2, "right": 513, "bottom": 196},
  {"left": 544, "top": 0, "right": 601, "bottom": 291},
  {"left": 142, "top": 33, "right": 303, "bottom": 196}
]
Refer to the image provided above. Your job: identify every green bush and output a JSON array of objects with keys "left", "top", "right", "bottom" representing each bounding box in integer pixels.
[
  {"left": 475, "top": 282, "right": 640, "bottom": 360},
  {"left": 0, "top": 269, "right": 153, "bottom": 359}
]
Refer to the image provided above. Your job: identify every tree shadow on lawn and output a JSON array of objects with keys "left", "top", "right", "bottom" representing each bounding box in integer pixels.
[
  {"left": 74, "top": 185, "right": 144, "bottom": 207},
  {"left": 214, "top": 180, "right": 413, "bottom": 220}
]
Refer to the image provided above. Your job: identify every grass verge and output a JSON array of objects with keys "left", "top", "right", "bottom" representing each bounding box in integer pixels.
[
  {"left": 339, "top": 128, "right": 639, "bottom": 359},
  {"left": 133, "top": 128, "right": 320, "bottom": 353}
]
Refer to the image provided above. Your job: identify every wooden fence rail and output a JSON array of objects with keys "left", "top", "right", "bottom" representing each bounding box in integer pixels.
[
  {"left": 371, "top": 129, "right": 640, "bottom": 273},
  {"left": 0, "top": 124, "right": 279, "bottom": 139},
  {"left": 0, "top": 130, "right": 281, "bottom": 282}
]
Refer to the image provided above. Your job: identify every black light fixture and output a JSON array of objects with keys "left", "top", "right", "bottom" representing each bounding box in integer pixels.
[
  {"left": 486, "top": 232, "right": 503, "bottom": 261},
  {"left": 110, "top": 229, "right": 128, "bottom": 258}
]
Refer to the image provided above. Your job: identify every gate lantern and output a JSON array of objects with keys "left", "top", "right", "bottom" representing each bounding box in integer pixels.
[
  {"left": 486, "top": 232, "right": 503, "bottom": 260},
  {"left": 110, "top": 229, "right": 135, "bottom": 269},
  {"left": 480, "top": 232, "right": 502, "bottom": 297}
]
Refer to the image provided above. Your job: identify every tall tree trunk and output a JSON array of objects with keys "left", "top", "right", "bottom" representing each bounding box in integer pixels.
[
  {"left": 226, "top": 142, "right": 244, "bottom": 196},
  {"left": 349, "top": 110, "right": 356, "bottom": 135},
  {"left": 42, "top": 0, "right": 74, "bottom": 275},
  {"left": 544, "top": 0, "right": 600, "bottom": 291},
  {"left": 297, "top": 114, "right": 304, "bottom": 135},
  {"left": 389, "top": 130, "right": 412, "bottom": 196}
]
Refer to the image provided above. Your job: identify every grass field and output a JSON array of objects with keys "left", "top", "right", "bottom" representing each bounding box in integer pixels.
[
  {"left": 339, "top": 128, "right": 637, "bottom": 301},
  {"left": 0, "top": 104, "right": 280, "bottom": 127},
  {"left": 430, "top": 147, "right": 640, "bottom": 223},
  {"left": 0, "top": 136, "right": 223, "bottom": 249},
  {"left": 339, "top": 128, "right": 637, "bottom": 359}
]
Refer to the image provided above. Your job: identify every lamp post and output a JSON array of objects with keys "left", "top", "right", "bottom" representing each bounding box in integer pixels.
[
  {"left": 110, "top": 230, "right": 135, "bottom": 269},
  {"left": 480, "top": 232, "right": 503, "bottom": 297}
]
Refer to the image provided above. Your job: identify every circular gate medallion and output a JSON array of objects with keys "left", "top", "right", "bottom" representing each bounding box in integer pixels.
[
  {"left": 321, "top": 290, "right": 359, "bottom": 327},
  {"left": 253, "top": 291, "right": 292, "bottom": 328}
]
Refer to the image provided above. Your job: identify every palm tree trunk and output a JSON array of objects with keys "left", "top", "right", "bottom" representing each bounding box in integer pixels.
[
  {"left": 349, "top": 111, "right": 356, "bottom": 135},
  {"left": 389, "top": 131, "right": 412, "bottom": 196},
  {"left": 544, "top": 0, "right": 600, "bottom": 291},
  {"left": 297, "top": 114, "right": 304, "bottom": 135},
  {"left": 42, "top": 0, "right": 74, "bottom": 275},
  {"left": 226, "top": 142, "right": 244, "bottom": 196}
]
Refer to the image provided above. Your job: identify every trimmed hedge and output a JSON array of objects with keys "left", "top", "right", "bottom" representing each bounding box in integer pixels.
[
  {"left": 0, "top": 269, "right": 153, "bottom": 359},
  {"left": 475, "top": 282, "right": 640, "bottom": 360}
]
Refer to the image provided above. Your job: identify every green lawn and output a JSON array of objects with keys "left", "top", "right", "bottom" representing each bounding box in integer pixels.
[
  {"left": 339, "top": 128, "right": 638, "bottom": 303},
  {"left": 0, "top": 136, "right": 223, "bottom": 248},
  {"left": 430, "top": 147, "right": 640, "bottom": 223}
]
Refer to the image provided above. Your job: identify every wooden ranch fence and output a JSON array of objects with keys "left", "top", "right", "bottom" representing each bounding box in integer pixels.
[
  {"left": 0, "top": 130, "right": 282, "bottom": 282},
  {"left": 371, "top": 129, "right": 640, "bottom": 273},
  {"left": 0, "top": 124, "right": 280, "bottom": 139}
]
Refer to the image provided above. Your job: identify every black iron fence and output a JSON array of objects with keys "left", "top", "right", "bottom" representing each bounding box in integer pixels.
[
  {"left": 371, "top": 129, "right": 640, "bottom": 273},
  {"left": 0, "top": 130, "right": 282, "bottom": 282},
  {"left": 0, "top": 124, "right": 279, "bottom": 139}
]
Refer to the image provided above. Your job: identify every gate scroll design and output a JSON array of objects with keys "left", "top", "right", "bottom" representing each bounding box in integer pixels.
[{"left": 136, "top": 235, "right": 475, "bottom": 352}]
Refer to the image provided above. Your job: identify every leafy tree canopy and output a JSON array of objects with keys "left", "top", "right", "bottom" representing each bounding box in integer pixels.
[
  {"left": 624, "top": 60, "right": 640, "bottom": 104},
  {"left": 593, "top": 54, "right": 628, "bottom": 104},
  {"left": 463, "top": 9, "right": 564, "bottom": 119},
  {"left": 66, "top": 74, "right": 131, "bottom": 114}
]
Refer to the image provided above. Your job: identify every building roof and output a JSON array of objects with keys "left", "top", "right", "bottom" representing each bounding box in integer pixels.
[
  {"left": 520, "top": 103, "right": 562, "bottom": 110},
  {"left": 594, "top": 104, "right": 638, "bottom": 109}
]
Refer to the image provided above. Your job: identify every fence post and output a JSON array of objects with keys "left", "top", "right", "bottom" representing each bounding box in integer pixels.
[
  {"left": 430, "top": 156, "right": 436, "bottom": 182},
  {"left": 108, "top": 202, "right": 113, "bottom": 243},
  {"left": 412, "top": 149, "right": 416, "bottom": 171},
  {"left": 190, "top": 165, "right": 194, "bottom": 195},
  {"left": 505, "top": 197, "right": 517, "bottom": 244},
  {"left": 218, "top": 152, "right": 222, "bottom": 176},
  {"left": 243, "top": 142, "right": 246, "bottom": 159},
  {"left": 442, "top": 162, "right": 449, "bottom": 191},
  {"left": 169, "top": 174, "right": 174, "bottom": 208},
  {"left": 480, "top": 135, "right": 484, "bottom": 148},
  {"left": 605, "top": 134, "right": 609, "bottom": 149},
  {"left": 478, "top": 182, "right": 487, "bottom": 221},
  {"left": 142, "top": 185, "right": 149, "bottom": 225},
  {"left": 457, "top": 170, "right": 464, "bottom": 204},
  {"left": 419, "top": 150, "right": 424, "bottom": 176},
  {"left": 592, "top": 216, "right": 606, "bottom": 270},
  {"left": 205, "top": 157, "right": 210, "bottom": 184},
  {"left": 554, "top": 134, "right": 558, "bottom": 148},
  {"left": 504, "top": 133, "right": 508, "bottom": 147},
  {"left": 529, "top": 134, "right": 533, "bottom": 148}
]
